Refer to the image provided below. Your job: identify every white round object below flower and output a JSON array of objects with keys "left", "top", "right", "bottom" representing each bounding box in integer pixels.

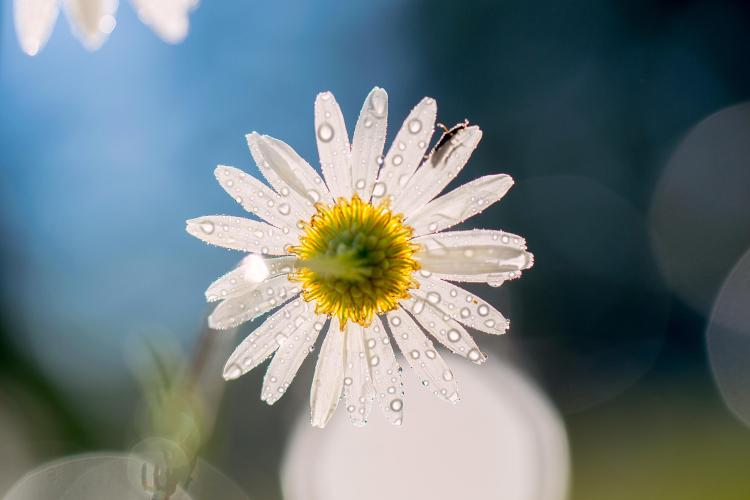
[
  {"left": 187, "top": 88, "right": 535, "bottom": 428},
  {"left": 281, "top": 360, "right": 569, "bottom": 500}
]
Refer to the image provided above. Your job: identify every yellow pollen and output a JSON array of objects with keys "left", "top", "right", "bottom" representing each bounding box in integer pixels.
[{"left": 289, "top": 195, "right": 420, "bottom": 328}]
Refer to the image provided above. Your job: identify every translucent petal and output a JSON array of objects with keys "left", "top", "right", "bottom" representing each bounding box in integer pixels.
[
  {"left": 222, "top": 298, "right": 310, "bottom": 380},
  {"left": 414, "top": 229, "right": 534, "bottom": 278},
  {"left": 205, "top": 255, "right": 296, "bottom": 302},
  {"left": 63, "top": 0, "right": 118, "bottom": 51},
  {"left": 393, "top": 126, "right": 482, "bottom": 215},
  {"left": 351, "top": 87, "right": 388, "bottom": 201},
  {"left": 214, "top": 165, "right": 305, "bottom": 233},
  {"left": 407, "top": 174, "right": 514, "bottom": 236},
  {"left": 373, "top": 97, "right": 436, "bottom": 205},
  {"left": 314, "top": 91, "right": 351, "bottom": 199},
  {"left": 262, "top": 315, "right": 327, "bottom": 405},
  {"left": 130, "top": 0, "right": 197, "bottom": 44},
  {"left": 400, "top": 295, "right": 487, "bottom": 364},
  {"left": 343, "top": 322, "right": 375, "bottom": 426},
  {"left": 362, "top": 316, "right": 404, "bottom": 425},
  {"left": 310, "top": 318, "right": 346, "bottom": 428},
  {"left": 247, "top": 133, "right": 329, "bottom": 215},
  {"left": 13, "top": 0, "right": 59, "bottom": 56},
  {"left": 207, "top": 275, "right": 300, "bottom": 330},
  {"left": 411, "top": 276, "right": 509, "bottom": 335},
  {"left": 386, "top": 309, "right": 460, "bottom": 403},
  {"left": 186, "top": 215, "right": 295, "bottom": 255}
]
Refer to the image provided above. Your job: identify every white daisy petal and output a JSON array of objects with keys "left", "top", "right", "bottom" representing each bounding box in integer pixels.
[
  {"left": 412, "top": 276, "right": 509, "bottom": 335},
  {"left": 414, "top": 230, "right": 534, "bottom": 280},
  {"left": 14, "top": 0, "right": 60, "bottom": 56},
  {"left": 400, "top": 296, "right": 487, "bottom": 365},
  {"left": 130, "top": 0, "right": 197, "bottom": 44},
  {"left": 343, "top": 322, "right": 375, "bottom": 426},
  {"left": 214, "top": 165, "right": 305, "bottom": 233},
  {"left": 407, "top": 174, "right": 515, "bottom": 236},
  {"left": 222, "top": 297, "right": 310, "bottom": 380},
  {"left": 393, "top": 126, "right": 483, "bottom": 214},
  {"left": 247, "top": 133, "right": 330, "bottom": 214},
  {"left": 205, "top": 255, "right": 296, "bottom": 302},
  {"left": 386, "top": 309, "right": 460, "bottom": 403},
  {"left": 63, "top": 0, "right": 118, "bottom": 51},
  {"left": 186, "top": 215, "right": 295, "bottom": 254},
  {"left": 373, "top": 97, "right": 437, "bottom": 205},
  {"left": 351, "top": 87, "right": 388, "bottom": 200},
  {"left": 207, "top": 274, "right": 300, "bottom": 330},
  {"left": 262, "top": 314, "right": 327, "bottom": 405},
  {"left": 310, "top": 319, "right": 346, "bottom": 428},
  {"left": 315, "top": 91, "right": 351, "bottom": 199},
  {"left": 363, "top": 316, "right": 404, "bottom": 425}
]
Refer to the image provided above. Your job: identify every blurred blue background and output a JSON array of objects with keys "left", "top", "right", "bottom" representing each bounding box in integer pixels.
[{"left": 3, "top": 1, "right": 750, "bottom": 498}]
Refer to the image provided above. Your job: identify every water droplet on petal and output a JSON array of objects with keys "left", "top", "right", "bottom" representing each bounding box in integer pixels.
[
  {"left": 225, "top": 364, "right": 241, "bottom": 379},
  {"left": 369, "top": 355, "right": 380, "bottom": 367},
  {"left": 447, "top": 329, "right": 461, "bottom": 342},
  {"left": 412, "top": 299, "right": 425, "bottom": 315},
  {"left": 477, "top": 305, "right": 489, "bottom": 316},
  {"left": 391, "top": 316, "right": 402, "bottom": 326},
  {"left": 343, "top": 377, "right": 353, "bottom": 386},
  {"left": 410, "top": 350, "right": 420, "bottom": 360},
  {"left": 200, "top": 221, "right": 215, "bottom": 234},
  {"left": 392, "top": 155, "right": 403, "bottom": 166},
  {"left": 390, "top": 398, "right": 403, "bottom": 411},
  {"left": 426, "top": 292, "right": 441, "bottom": 304},
  {"left": 442, "top": 369, "right": 454, "bottom": 381},
  {"left": 363, "top": 117, "right": 373, "bottom": 128},
  {"left": 355, "top": 179, "right": 366, "bottom": 189},
  {"left": 372, "top": 182, "right": 386, "bottom": 197},
  {"left": 370, "top": 92, "right": 387, "bottom": 117},
  {"left": 425, "top": 349, "right": 436, "bottom": 359},
  {"left": 278, "top": 203, "right": 291, "bottom": 215},
  {"left": 317, "top": 123, "right": 334, "bottom": 143},
  {"left": 460, "top": 307, "right": 471, "bottom": 319},
  {"left": 468, "top": 348, "right": 482, "bottom": 362},
  {"left": 408, "top": 118, "right": 422, "bottom": 134}
]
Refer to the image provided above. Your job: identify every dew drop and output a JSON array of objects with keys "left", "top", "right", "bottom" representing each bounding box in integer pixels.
[
  {"left": 363, "top": 117, "right": 373, "bottom": 128},
  {"left": 426, "top": 292, "right": 441, "bottom": 304},
  {"left": 224, "top": 364, "right": 241, "bottom": 379},
  {"left": 390, "top": 316, "right": 402, "bottom": 326},
  {"left": 200, "top": 221, "right": 215, "bottom": 234},
  {"left": 343, "top": 377, "right": 353, "bottom": 386},
  {"left": 408, "top": 118, "right": 422, "bottom": 134},
  {"left": 425, "top": 349, "right": 436, "bottom": 359},
  {"left": 366, "top": 338, "right": 377, "bottom": 349},
  {"left": 307, "top": 189, "right": 321, "bottom": 202},
  {"left": 355, "top": 179, "right": 366, "bottom": 189},
  {"left": 390, "top": 398, "right": 403, "bottom": 411},
  {"left": 463, "top": 248, "right": 475, "bottom": 258},
  {"left": 369, "top": 355, "right": 380, "bottom": 367},
  {"left": 278, "top": 203, "right": 291, "bottom": 215},
  {"left": 412, "top": 299, "right": 425, "bottom": 315},
  {"left": 477, "top": 304, "right": 489, "bottom": 316},
  {"left": 442, "top": 369, "right": 454, "bottom": 381},
  {"left": 468, "top": 348, "right": 482, "bottom": 362},
  {"left": 427, "top": 222, "right": 438, "bottom": 232},
  {"left": 410, "top": 350, "right": 420, "bottom": 360},
  {"left": 372, "top": 182, "right": 386, "bottom": 197},
  {"left": 447, "top": 329, "right": 461, "bottom": 342},
  {"left": 317, "top": 123, "right": 334, "bottom": 143},
  {"left": 392, "top": 155, "right": 403, "bottom": 166},
  {"left": 370, "top": 92, "right": 387, "bottom": 117},
  {"left": 460, "top": 307, "right": 471, "bottom": 319}
]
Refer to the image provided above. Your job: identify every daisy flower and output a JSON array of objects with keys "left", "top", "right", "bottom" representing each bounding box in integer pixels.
[
  {"left": 187, "top": 88, "right": 534, "bottom": 428},
  {"left": 14, "top": 0, "right": 197, "bottom": 56}
]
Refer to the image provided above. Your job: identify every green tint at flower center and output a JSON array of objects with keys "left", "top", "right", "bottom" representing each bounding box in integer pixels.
[{"left": 290, "top": 196, "right": 419, "bottom": 328}]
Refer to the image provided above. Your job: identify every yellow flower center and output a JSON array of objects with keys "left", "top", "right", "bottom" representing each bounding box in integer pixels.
[{"left": 289, "top": 195, "right": 420, "bottom": 328}]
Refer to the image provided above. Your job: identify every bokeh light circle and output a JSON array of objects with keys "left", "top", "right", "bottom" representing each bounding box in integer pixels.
[
  {"left": 707, "top": 248, "right": 750, "bottom": 428},
  {"left": 281, "top": 359, "right": 569, "bottom": 500},
  {"left": 650, "top": 101, "right": 750, "bottom": 313}
]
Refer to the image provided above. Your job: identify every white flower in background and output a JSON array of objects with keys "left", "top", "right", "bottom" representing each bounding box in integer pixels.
[
  {"left": 13, "top": 0, "right": 198, "bottom": 56},
  {"left": 187, "top": 88, "right": 534, "bottom": 428}
]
